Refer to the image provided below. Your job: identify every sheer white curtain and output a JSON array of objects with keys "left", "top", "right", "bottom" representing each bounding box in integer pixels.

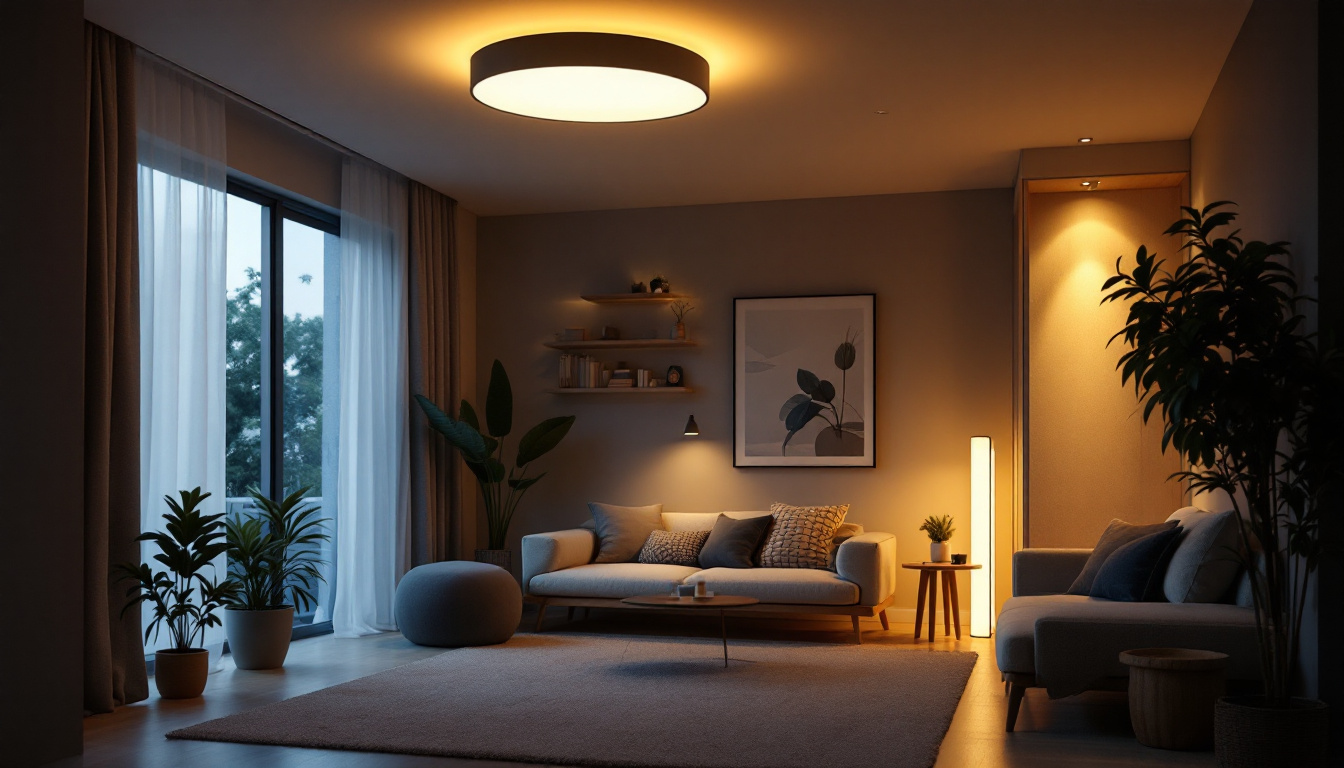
[
  {"left": 135, "top": 52, "right": 228, "bottom": 655},
  {"left": 332, "top": 157, "right": 411, "bottom": 636}
]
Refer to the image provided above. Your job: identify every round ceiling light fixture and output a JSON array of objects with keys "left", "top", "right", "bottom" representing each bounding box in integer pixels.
[{"left": 470, "top": 32, "right": 709, "bottom": 123}]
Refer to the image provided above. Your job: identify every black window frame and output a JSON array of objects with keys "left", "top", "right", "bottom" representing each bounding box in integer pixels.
[{"left": 226, "top": 178, "right": 340, "bottom": 644}]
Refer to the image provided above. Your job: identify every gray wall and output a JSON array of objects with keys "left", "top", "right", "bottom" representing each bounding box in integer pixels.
[
  {"left": 0, "top": 0, "right": 88, "bottom": 764},
  {"left": 477, "top": 189, "right": 1016, "bottom": 615},
  {"left": 1190, "top": 0, "right": 1320, "bottom": 697}
]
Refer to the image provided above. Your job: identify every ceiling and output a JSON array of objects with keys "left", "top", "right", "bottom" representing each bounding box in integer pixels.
[{"left": 85, "top": 1, "right": 1251, "bottom": 217}]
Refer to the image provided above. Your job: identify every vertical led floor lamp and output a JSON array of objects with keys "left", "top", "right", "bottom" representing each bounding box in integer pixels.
[{"left": 970, "top": 436, "right": 995, "bottom": 638}]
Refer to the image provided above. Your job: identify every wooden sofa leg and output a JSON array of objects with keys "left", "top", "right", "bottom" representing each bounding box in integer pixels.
[
  {"left": 567, "top": 607, "right": 575, "bottom": 622},
  {"left": 851, "top": 616, "right": 862, "bottom": 644},
  {"left": 533, "top": 599, "right": 548, "bottom": 632},
  {"left": 1005, "top": 683, "right": 1026, "bottom": 732},
  {"left": 878, "top": 609, "right": 890, "bottom": 631}
]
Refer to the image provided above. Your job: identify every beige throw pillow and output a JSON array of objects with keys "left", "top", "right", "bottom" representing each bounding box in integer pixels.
[
  {"left": 589, "top": 502, "right": 664, "bottom": 563},
  {"left": 638, "top": 529, "right": 710, "bottom": 567},
  {"left": 759, "top": 503, "right": 849, "bottom": 569}
]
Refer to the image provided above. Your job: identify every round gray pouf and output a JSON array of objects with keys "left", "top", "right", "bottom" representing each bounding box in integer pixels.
[{"left": 395, "top": 561, "right": 521, "bottom": 647}]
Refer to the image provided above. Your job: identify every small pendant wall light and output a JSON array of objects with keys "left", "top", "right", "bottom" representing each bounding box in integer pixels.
[{"left": 683, "top": 415, "right": 700, "bottom": 436}]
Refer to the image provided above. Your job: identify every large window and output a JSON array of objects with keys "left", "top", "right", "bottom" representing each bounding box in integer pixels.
[{"left": 225, "top": 180, "right": 340, "bottom": 633}]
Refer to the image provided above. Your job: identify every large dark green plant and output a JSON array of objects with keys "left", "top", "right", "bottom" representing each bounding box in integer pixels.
[
  {"left": 1102, "top": 201, "right": 1343, "bottom": 706},
  {"left": 415, "top": 360, "right": 576, "bottom": 549},
  {"left": 224, "top": 487, "right": 330, "bottom": 611},
  {"left": 115, "top": 488, "right": 238, "bottom": 651}
]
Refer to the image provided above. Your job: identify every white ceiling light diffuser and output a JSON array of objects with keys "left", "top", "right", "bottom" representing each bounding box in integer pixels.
[{"left": 470, "top": 33, "right": 709, "bottom": 123}]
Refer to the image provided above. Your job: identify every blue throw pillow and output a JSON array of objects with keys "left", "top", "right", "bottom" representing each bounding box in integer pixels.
[{"left": 1090, "top": 527, "right": 1184, "bottom": 602}]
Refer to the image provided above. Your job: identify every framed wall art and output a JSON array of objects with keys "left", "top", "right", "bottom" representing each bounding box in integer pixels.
[{"left": 734, "top": 294, "right": 875, "bottom": 467}]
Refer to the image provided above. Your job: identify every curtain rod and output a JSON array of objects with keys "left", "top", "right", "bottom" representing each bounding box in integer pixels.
[{"left": 135, "top": 45, "right": 377, "bottom": 167}]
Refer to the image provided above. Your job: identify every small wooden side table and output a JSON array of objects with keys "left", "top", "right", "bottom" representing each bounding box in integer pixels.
[{"left": 901, "top": 562, "right": 981, "bottom": 642}]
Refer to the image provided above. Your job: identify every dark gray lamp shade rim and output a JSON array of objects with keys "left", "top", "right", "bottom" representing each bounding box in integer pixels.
[{"left": 470, "top": 32, "right": 710, "bottom": 117}]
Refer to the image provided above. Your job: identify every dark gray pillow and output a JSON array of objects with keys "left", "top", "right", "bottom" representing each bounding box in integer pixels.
[
  {"left": 589, "top": 502, "right": 664, "bottom": 563},
  {"left": 1067, "top": 519, "right": 1178, "bottom": 595},
  {"left": 699, "top": 514, "right": 772, "bottom": 569},
  {"left": 1089, "top": 527, "right": 1183, "bottom": 602}
]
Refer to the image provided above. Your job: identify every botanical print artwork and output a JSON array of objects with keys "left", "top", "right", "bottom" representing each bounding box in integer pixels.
[{"left": 734, "top": 295, "right": 875, "bottom": 467}]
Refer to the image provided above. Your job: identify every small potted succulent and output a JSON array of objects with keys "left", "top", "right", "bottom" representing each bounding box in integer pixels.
[
  {"left": 223, "top": 487, "right": 330, "bottom": 670},
  {"left": 650, "top": 275, "right": 670, "bottom": 294},
  {"left": 670, "top": 301, "right": 694, "bottom": 340},
  {"left": 919, "top": 514, "right": 955, "bottom": 563},
  {"left": 116, "top": 488, "right": 237, "bottom": 699}
]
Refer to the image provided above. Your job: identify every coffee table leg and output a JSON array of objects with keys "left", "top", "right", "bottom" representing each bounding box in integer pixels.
[{"left": 720, "top": 609, "right": 729, "bottom": 668}]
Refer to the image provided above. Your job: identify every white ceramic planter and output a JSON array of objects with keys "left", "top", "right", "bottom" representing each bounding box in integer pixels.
[
  {"left": 225, "top": 606, "right": 295, "bottom": 670},
  {"left": 930, "top": 542, "right": 950, "bottom": 563}
]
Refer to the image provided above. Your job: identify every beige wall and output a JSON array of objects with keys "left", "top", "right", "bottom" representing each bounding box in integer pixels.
[
  {"left": 225, "top": 99, "right": 342, "bottom": 210},
  {"left": 1189, "top": 0, "right": 1319, "bottom": 698},
  {"left": 0, "top": 1, "right": 87, "bottom": 763},
  {"left": 476, "top": 189, "right": 1015, "bottom": 617},
  {"left": 1025, "top": 188, "right": 1186, "bottom": 548}
]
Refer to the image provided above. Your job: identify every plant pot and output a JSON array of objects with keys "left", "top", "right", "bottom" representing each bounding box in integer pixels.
[
  {"left": 475, "top": 548, "right": 512, "bottom": 572},
  {"left": 1214, "top": 695, "right": 1328, "bottom": 767},
  {"left": 672, "top": 323, "right": 686, "bottom": 340},
  {"left": 154, "top": 648, "right": 210, "bottom": 699},
  {"left": 930, "top": 542, "right": 950, "bottom": 563},
  {"left": 225, "top": 606, "right": 295, "bottom": 670}
]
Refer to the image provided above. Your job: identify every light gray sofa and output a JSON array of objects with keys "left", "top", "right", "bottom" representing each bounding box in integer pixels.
[
  {"left": 521, "top": 511, "right": 898, "bottom": 643},
  {"left": 996, "top": 548, "right": 1259, "bottom": 731}
]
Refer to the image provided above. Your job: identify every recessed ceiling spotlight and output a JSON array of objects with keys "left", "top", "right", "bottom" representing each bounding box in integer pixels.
[
  {"left": 1081, "top": 180, "right": 1100, "bottom": 189},
  {"left": 471, "top": 32, "right": 709, "bottom": 122},
  {"left": 875, "top": 109, "right": 889, "bottom": 115},
  {"left": 1078, "top": 137, "right": 1093, "bottom": 143}
]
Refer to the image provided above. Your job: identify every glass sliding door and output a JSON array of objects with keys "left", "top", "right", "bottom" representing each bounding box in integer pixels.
[{"left": 225, "top": 180, "right": 340, "bottom": 635}]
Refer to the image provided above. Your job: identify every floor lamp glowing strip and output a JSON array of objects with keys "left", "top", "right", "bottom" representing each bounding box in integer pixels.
[{"left": 970, "top": 436, "right": 995, "bottom": 638}]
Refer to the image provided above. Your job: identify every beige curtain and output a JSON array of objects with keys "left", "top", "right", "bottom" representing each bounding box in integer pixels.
[
  {"left": 409, "top": 182, "right": 464, "bottom": 564},
  {"left": 83, "top": 24, "right": 147, "bottom": 714}
]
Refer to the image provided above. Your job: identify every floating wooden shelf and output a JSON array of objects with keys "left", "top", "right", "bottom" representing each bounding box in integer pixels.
[
  {"left": 547, "top": 387, "right": 694, "bottom": 395},
  {"left": 580, "top": 293, "right": 690, "bottom": 304},
  {"left": 544, "top": 338, "right": 697, "bottom": 351}
]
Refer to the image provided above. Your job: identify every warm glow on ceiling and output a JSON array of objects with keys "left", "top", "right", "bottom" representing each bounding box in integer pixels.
[{"left": 473, "top": 65, "right": 707, "bottom": 122}]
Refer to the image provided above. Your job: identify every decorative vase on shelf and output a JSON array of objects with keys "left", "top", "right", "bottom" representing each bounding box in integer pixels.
[
  {"left": 930, "top": 542, "right": 950, "bottom": 563},
  {"left": 672, "top": 323, "right": 686, "bottom": 340}
]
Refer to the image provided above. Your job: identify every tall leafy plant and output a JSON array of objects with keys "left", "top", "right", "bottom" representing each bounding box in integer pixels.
[
  {"left": 1102, "top": 201, "right": 1343, "bottom": 706},
  {"left": 116, "top": 488, "right": 238, "bottom": 651},
  {"left": 224, "top": 487, "right": 330, "bottom": 611},
  {"left": 415, "top": 360, "right": 576, "bottom": 549},
  {"left": 779, "top": 328, "right": 863, "bottom": 455}
]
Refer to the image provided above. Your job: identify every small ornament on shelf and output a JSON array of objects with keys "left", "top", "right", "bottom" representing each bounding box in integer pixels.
[
  {"left": 631, "top": 281, "right": 648, "bottom": 293},
  {"left": 650, "top": 275, "right": 670, "bottom": 294}
]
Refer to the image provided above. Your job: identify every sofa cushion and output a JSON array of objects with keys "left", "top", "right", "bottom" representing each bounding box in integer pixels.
[
  {"left": 698, "top": 514, "right": 772, "bottom": 569},
  {"left": 759, "top": 503, "right": 849, "bottom": 569},
  {"left": 637, "top": 529, "right": 709, "bottom": 567},
  {"left": 1089, "top": 527, "right": 1183, "bottom": 602},
  {"left": 995, "top": 594, "right": 1259, "bottom": 697},
  {"left": 1066, "top": 519, "right": 1178, "bottom": 595},
  {"left": 1164, "top": 507, "right": 1242, "bottom": 603},
  {"left": 527, "top": 563, "right": 699, "bottom": 599},
  {"left": 589, "top": 502, "right": 664, "bottom": 564},
  {"left": 686, "top": 567, "right": 860, "bottom": 605}
]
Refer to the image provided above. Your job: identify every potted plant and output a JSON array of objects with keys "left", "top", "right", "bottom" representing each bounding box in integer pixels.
[
  {"left": 222, "top": 487, "right": 330, "bottom": 670},
  {"left": 670, "top": 301, "right": 694, "bottom": 340},
  {"left": 779, "top": 328, "right": 864, "bottom": 456},
  {"left": 415, "top": 360, "right": 576, "bottom": 571},
  {"left": 116, "top": 488, "right": 237, "bottom": 699},
  {"left": 1103, "top": 202, "right": 1342, "bottom": 766},
  {"left": 650, "top": 275, "right": 670, "bottom": 293},
  {"left": 919, "top": 514, "right": 955, "bottom": 563}
]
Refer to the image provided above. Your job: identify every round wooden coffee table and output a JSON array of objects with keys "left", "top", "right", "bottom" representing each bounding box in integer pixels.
[
  {"left": 620, "top": 594, "right": 760, "bottom": 667},
  {"left": 901, "top": 563, "right": 981, "bottom": 642}
]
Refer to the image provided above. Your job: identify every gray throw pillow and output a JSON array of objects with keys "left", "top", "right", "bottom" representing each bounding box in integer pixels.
[
  {"left": 699, "top": 514, "right": 772, "bottom": 569},
  {"left": 589, "top": 502, "right": 664, "bottom": 563},
  {"left": 1067, "top": 518, "right": 1178, "bottom": 596},
  {"left": 1162, "top": 507, "right": 1242, "bottom": 603}
]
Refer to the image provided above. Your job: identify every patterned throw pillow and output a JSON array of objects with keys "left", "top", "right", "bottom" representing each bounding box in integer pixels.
[
  {"left": 759, "top": 503, "right": 850, "bottom": 569},
  {"left": 638, "top": 529, "right": 710, "bottom": 567}
]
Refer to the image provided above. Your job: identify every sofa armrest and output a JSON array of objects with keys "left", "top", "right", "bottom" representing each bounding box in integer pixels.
[
  {"left": 521, "top": 529, "right": 595, "bottom": 595},
  {"left": 836, "top": 532, "right": 897, "bottom": 606},
  {"left": 1012, "top": 548, "right": 1091, "bottom": 596}
]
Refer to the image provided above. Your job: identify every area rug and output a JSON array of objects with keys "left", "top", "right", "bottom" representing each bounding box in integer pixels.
[{"left": 169, "top": 633, "right": 977, "bottom": 768}]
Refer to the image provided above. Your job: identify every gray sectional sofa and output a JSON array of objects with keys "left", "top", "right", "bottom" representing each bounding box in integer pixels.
[
  {"left": 521, "top": 511, "right": 898, "bottom": 643},
  {"left": 996, "top": 547, "right": 1259, "bottom": 731}
]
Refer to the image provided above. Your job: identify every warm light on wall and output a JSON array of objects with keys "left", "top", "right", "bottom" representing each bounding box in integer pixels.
[
  {"left": 970, "top": 436, "right": 995, "bottom": 638},
  {"left": 471, "top": 33, "right": 709, "bottom": 122}
]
